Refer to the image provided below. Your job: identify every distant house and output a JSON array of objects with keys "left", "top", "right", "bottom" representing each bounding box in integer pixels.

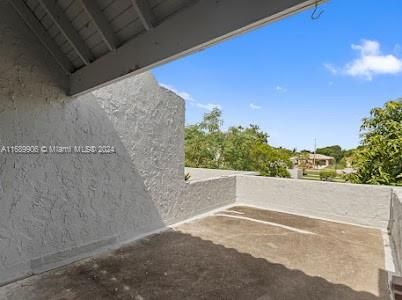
[{"left": 291, "top": 154, "right": 335, "bottom": 170}]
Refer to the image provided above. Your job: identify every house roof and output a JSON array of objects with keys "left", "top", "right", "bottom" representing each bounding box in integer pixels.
[
  {"left": 291, "top": 154, "right": 335, "bottom": 161},
  {"left": 308, "top": 154, "right": 335, "bottom": 160}
]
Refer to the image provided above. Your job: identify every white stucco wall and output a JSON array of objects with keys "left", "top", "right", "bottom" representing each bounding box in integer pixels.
[
  {"left": 389, "top": 189, "right": 402, "bottom": 274},
  {"left": 236, "top": 176, "right": 392, "bottom": 229},
  {"left": 0, "top": 2, "right": 188, "bottom": 285},
  {"left": 170, "top": 176, "right": 237, "bottom": 223},
  {"left": 91, "top": 75, "right": 185, "bottom": 224}
]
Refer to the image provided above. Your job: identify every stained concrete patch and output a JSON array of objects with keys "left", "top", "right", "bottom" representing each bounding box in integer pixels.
[{"left": 0, "top": 206, "right": 388, "bottom": 299}]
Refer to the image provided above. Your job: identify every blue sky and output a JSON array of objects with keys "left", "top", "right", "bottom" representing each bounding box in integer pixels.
[{"left": 153, "top": 0, "right": 402, "bottom": 151}]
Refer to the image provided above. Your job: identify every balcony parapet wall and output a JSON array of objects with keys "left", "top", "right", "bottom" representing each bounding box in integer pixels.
[
  {"left": 389, "top": 189, "right": 402, "bottom": 274},
  {"left": 236, "top": 175, "right": 392, "bottom": 229}
]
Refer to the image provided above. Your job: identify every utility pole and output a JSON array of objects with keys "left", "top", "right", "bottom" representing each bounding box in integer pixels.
[{"left": 313, "top": 138, "right": 317, "bottom": 169}]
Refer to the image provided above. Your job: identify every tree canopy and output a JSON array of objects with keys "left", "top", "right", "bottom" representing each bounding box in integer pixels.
[
  {"left": 346, "top": 99, "right": 402, "bottom": 185},
  {"left": 316, "top": 145, "right": 343, "bottom": 162},
  {"left": 185, "top": 108, "right": 291, "bottom": 177}
]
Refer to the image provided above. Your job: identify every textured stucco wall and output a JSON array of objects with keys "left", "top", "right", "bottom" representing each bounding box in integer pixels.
[
  {"left": 171, "top": 176, "right": 237, "bottom": 224},
  {"left": 236, "top": 176, "right": 392, "bottom": 229},
  {"left": 91, "top": 74, "right": 185, "bottom": 223},
  {"left": 0, "top": 1, "right": 188, "bottom": 285},
  {"left": 389, "top": 189, "right": 402, "bottom": 274}
]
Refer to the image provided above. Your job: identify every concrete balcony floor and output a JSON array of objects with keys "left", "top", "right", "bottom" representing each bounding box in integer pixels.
[{"left": 0, "top": 206, "right": 388, "bottom": 300}]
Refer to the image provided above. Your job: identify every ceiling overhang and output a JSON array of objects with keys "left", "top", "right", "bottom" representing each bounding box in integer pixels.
[{"left": 8, "top": 0, "right": 322, "bottom": 96}]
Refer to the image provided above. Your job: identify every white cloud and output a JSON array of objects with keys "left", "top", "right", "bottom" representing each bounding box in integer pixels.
[
  {"left": 160, "top": 82, "right": 221, "bottom": 111},
  {"left": 325, "top": 40, "right": 402, "bottom": 80},
  {"left": 249, "top": 103, "right": 262, "bottom": 110},
  {"left": 275, "top": 86, "right": 287, "bottom": 93},
  {"left": 351, "top": 39, "right": 380, "bottom": 56},
  {"left": 346, "top": 40, "right": 402, "bottom": 80}
]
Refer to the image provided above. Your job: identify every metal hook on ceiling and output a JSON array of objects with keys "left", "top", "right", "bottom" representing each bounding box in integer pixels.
[{"left": 311, "top": 1, "right": 324, "bottom": 20}]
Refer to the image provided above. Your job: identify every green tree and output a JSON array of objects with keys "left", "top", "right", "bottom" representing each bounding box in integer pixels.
[
  {"left": 316, "top": 145, "right": 344, "bottom": 163},
  {"left": 346, "top": 100, "right": 402, "bottom": 185},
  {"left": 185, "top": 109, "right": 291, "bottom": 178},
  {"left": 184, "top": 108, "right": 224, "bottom": 169},
  {"left": 222, "top": 125, "right": 268, "bottom": 171},
  {"left": 249, "top": 144, "right": 291, "bottom": 177}
]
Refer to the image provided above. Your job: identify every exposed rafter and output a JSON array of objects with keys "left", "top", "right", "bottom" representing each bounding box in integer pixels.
[
  {"left": 79, "top": 0, "right": 119, "bottom": 51},
  {"left": 38, "top": 0, "right": 93, "bottom": 65},
  {"left": 70, "top": 0, "right": 317, "bottom": 95},
  {"left": 8, "top": 0, "right": 74, "bottom": 74},
  {"left": 131, "top": 0, "right": 156, "bottom": 31}
]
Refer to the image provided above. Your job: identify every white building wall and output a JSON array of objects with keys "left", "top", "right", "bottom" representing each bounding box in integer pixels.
[{"left": 0, "top": 2, "right": 188, "bottom": 285}]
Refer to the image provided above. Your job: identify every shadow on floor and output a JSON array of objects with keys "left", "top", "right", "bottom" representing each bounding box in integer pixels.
[{"left": 1, "top": 230, "right": 389, "bottom": 300}]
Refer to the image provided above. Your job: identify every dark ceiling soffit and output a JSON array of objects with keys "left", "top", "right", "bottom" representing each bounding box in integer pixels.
[
  {"left": 70, "top": 0, "right": 319, "bottom": 95},
  {"left": 8, "top": 0, "right": 74, "bottom": 74}
]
